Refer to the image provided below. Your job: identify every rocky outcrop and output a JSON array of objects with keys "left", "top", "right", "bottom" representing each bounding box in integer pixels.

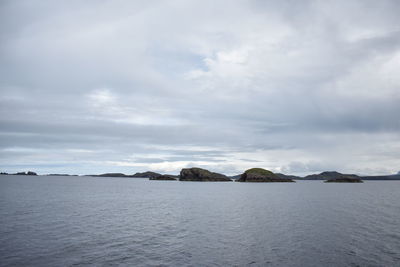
[
  {"left": 150, "top": 175, "right": 178, "bottom": 181},
  {"left": 237, "top": 168, "right": 295, "bottom": 182},
  {"left": 131, "top": 171, "right": 162, "bottom": 178},
  {"left": 325, "top": 177, "right": 363, "bottom": 183},
  {"left": 304, "top": 171, "right": 360, "bottom": 180},
  {"left": 179, "top": 168, "right": 232, "bottom": 182}
]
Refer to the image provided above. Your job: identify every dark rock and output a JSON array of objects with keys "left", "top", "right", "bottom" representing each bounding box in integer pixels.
[
  {"left": 179, "top": 168, "right": 232, "bottom": 182},
  {"left": 237, "top": 168, "right": 295, "bottom": 182},
  {"left": 0, "top": 172, "right": 8, "bottom": 175},
  {"left": 325, "top": 177, "right": 363, "bottom": 183},
  {"left": 131, "top": 171, "right": 162, "bottom": 178},
  {"left": 150, "top": 175, "right": 177, "bottom": 181}
]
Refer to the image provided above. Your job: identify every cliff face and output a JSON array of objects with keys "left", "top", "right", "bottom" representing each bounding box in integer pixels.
[
  {"left": 179, "top": 168, "right": 232, "bottom": 182},
  {"left": 237, "top": 168, "right": 295, "bottom": 182}
]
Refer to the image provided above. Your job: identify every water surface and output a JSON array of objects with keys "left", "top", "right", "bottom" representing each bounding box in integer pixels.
[{"left": 1, "top": 175, "right": 399, "bottom": 266}]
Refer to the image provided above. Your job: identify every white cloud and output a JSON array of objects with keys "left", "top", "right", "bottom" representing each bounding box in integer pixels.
[{"left": 1, "top": 0, "right": 400, "bottom": 175}]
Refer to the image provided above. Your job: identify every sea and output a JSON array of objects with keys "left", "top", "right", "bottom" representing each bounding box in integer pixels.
[{"left": 1, "top": 175, "right": 399, "bottom": 266}]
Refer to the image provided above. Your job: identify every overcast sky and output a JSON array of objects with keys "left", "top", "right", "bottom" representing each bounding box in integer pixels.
[{"left": 1, "top": 0, "right": 399, "bottom": 176}]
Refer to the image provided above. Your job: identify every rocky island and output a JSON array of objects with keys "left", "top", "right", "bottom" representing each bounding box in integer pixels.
[
  {"left": 179, "top": 167, "right": 232, "bottom": 182},
  {"left": 237, "top": 168, "right": 295, "bottom": 182}
]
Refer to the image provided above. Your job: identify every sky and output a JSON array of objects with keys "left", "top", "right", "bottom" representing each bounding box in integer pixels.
[{"left": 0, "top": 0, "right": 399, "bottom": 176}]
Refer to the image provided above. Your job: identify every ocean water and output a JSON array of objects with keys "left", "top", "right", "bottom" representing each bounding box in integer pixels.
[{"left": 0, "top": 175, "right": 399, "bottom": 267}]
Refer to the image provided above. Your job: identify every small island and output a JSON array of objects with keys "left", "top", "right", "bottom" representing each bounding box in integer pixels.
[
  {"left": 304, "top": 171, "right": 360, "bottom": 180},
  {"left": 237, "top": 168, "right": 295, "bottom": 182},
  {"left": 149, "top": 175, "right": 178, "bottom": 181},
  {"left": 325, "top": 177, "right": 363, "bottom": 183},
  {"left": 88, "top": 171, "right": 162, "bottom": 178},
  {"left": 14, "top": 171, "right": 38, "bottom": 176},
  {"left": 131, "top": 171, "right": 162, "bottom": 178},
  {"left": 179, "top": 167, "right": 232, "bottom": 182}
]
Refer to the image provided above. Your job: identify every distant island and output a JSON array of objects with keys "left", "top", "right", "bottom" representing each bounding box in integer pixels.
[
  {"left": 88, "top": 171, "right": 163, "bottom": 178},
  {"left": 303, "top": 171, "right": 360, "bottom": 181},
  {"left": 0, "top": 171, "right": 38, "bottom": 176},
  {"left": 302, "top": 171, "right": 400, "bottom": 182},
  {"left": 47, "top": 174, "right": 79, "bottom": 176},
  {"left": 325, "top": 177, "right": 363, "bottom": 183},
  {"left": 150, "top": 175, "right": 178, "bottom": 181},
  {"left": 2, "top": 169, "right": 400, "bottom": 182}
]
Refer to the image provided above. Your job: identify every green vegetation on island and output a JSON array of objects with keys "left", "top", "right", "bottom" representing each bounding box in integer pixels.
[
  {"left": 237, "top": 168, "right": 295, "bottom": 182},
  {"left": 179, "top": 167, "right": 232, "bottom": 182}
]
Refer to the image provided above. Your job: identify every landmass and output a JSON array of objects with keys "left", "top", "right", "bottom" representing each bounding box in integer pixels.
[
  {"left": 361, "top": 173, "right": 400, "bottom": 180},
  {"left": 237, "top": 168, "right": 295, "bottom": 182},
  {"left": 89, "top": 173, "right": 130, "bottom": 177},
  {"left": 131, "top": 171, "right": 162, "bottom": 178},
  {"left": 179, "top": 167, "right": 232, "bottom": 182},
  {"left": 8, "top": 171, "right": 38, "bottom": 176},
  {"left": 46, "top": 174, "right": 79, "bottom": 176},
  {"left": 149, "top": 175, "right": 178, "bottom": 181},
  {"left": 3, "top": 169, "right": 400, "bottom": 182},
  {"left": 88, "top": 171, "right": 162, "bottom": 178},
  {"left": 303, "top": 171, "right": 360, "bottom": 180},
  {"left": 325, "top": 177, "right": 363, "bottom": 183},
  {"left": 275, "top": 173, "right": 301, "bottom": 180}
]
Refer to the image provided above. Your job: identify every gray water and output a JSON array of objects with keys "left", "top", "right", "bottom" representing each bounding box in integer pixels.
[{"left": 0, "top": 175, "right": 399, "bottom": 267}]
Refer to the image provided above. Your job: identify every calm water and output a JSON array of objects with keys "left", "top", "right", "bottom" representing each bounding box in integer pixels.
[{"left": 0, "top": 175, "right": 399, "bottom": 266}]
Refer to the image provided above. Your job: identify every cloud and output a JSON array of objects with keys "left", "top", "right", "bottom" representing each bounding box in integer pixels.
[{"left": 1, "top": 0, "right": 400, "bottom": 175}]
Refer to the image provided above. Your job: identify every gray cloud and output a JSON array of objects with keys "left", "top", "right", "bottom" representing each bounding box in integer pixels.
[{"left": 1, "top": 0, "right": 400, "bottom": 175}]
